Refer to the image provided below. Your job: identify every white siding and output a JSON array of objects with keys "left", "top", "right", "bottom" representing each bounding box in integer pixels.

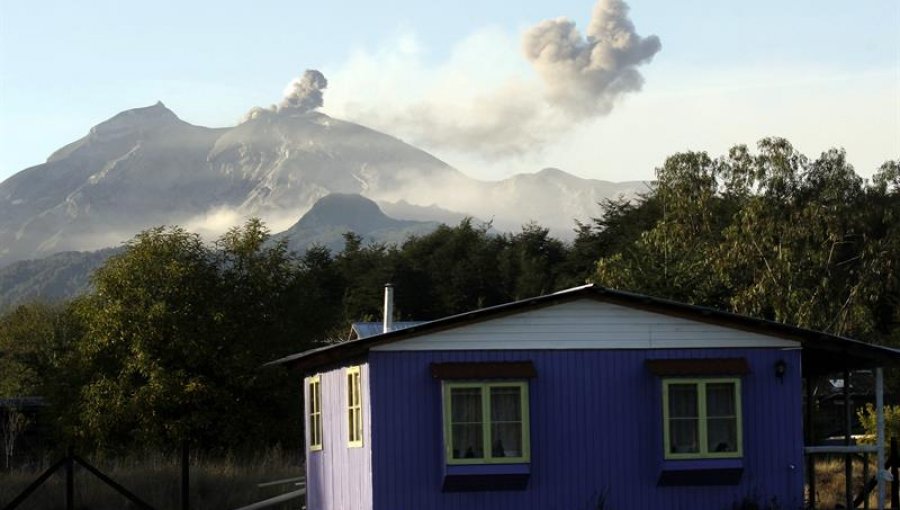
[{"left": 371, "top": 299, "right": 800, "bottom": 351}]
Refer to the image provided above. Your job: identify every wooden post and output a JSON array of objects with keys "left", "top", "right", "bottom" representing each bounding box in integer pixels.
[
  {"left": 65, "top": 446, "right": 74, "bottom": 510},
  {"left": 876, "top": 367, "right": 886, "bottom": 510},
  {"left": 863, "top": 453, "right": 870, "bottom": 510},
  {"left": 844, "top": 369, "right": 853, "bottom": 510},
  {"left": 181, "top": 441, "right": 190, "bottom": 510},
  {"left": 806, "top": 376, "right": 817, "bottom": 509},
  {"left": 891, "top": 437, "right": 898, "bottom": 510}
]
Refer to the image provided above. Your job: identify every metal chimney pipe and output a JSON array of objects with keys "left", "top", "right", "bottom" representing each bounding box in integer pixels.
[{"left": 383, "top": 284, "right": 394, "bottom": 333}]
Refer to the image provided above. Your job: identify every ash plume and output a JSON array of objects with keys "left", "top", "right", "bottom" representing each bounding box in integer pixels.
[
  {"left": 280, "top": 70, "right": 328, "bottom": 112},
  {"left": 332, "top": 0, "right": 661, "bottom": 159},
  {"left": 242, "top": 69, "right": 328, "bottom": 122},
  {"left": 523, "top": 0, "right": 661, "bottom": 117}
]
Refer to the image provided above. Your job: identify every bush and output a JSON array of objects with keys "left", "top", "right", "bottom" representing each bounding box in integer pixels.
[{"left": 856, "top": 403, "right": 900, "bottom": 443}]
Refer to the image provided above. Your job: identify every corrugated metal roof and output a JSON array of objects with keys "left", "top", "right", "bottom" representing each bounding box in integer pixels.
[
  {"left": 267, "top": 284, "right": 900, "bottom": 375},
  {"left": 351, "top": 321, "right": 429, "bottom": 339}
]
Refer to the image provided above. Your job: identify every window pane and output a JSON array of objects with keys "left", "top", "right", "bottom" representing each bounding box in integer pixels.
[
  {"left": 490, "top": 386, "right": 522, "bottom": 422},
  {"left": 452, "top": 424, "right": 484, "bottom": 459},
  {"left": 707, "top": 417, "right": 738, "bottom": 453},
  {"left": 491, "top": 423, "right": 523, "bottom": 458},
  {"left": 669, "top": 419, "right": 699, "bottom": 454},
  {"left": 353, "top": 408, "right": 362, "bottom": 441},
  {"left": 450, "top": 387, "right": 483, "bottom": 459},
  {"left": 668, "top": 384, "right": 698, "bottom": 418},
  {"left": 706, "top": 383, "right": 736, "bottom": 417},
  {"left": 451, "top": 388, "right": 482, "bottom": 423}
]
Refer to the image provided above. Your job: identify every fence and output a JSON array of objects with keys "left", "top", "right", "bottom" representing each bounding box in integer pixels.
[
  {"left": 2, "top": 443, "right": 304, "bottom": 510},
  {"left": 805, "top": 437, "right": 900, "bottom": 509},
  {"left": 1, "top": 447, "right": 156, "bottom": 510}
]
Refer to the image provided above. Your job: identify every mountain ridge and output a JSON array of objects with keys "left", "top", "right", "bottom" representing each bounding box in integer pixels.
[{"left": 0, "top": 102, "right": 645, "bottom": 267}]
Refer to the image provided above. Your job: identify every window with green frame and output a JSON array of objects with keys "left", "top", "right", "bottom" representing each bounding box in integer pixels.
[
  {"left": 347, "top": 366, "right": 363, "bottom": 447},
  {"left": 308, "top": 375, "right": 323, "bottom": 451},
  {"left": 442, "top": 381, "right": 530, "bottom": 464},
  {"left": 662, "top": 378, "right": 742, "bottom": 459}
]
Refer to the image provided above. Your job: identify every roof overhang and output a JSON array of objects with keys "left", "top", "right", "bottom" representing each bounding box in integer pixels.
[{"left": 267, "top": 285, "right": 900, "bottom": 376}]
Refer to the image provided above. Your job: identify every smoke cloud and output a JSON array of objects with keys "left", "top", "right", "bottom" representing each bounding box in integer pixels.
[
  {"left": 280, "top": 70, "right": 328, "bottom": 112},
  {"left": 328, "top": 0, "right": 660, "bottom": 160},
  {"left": 242, "top": 69, "right": 328, "bottom": 122},
  {"left": 523, "top": 0, "right": 661, "bottom": 117}
]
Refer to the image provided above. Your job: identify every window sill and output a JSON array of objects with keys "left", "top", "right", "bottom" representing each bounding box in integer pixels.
[
  {"left": 442, "top": 463, "right": 530, "bottom": 492},
  {"left": 658, "top": 458, "right": 743, "bottom": 486}
]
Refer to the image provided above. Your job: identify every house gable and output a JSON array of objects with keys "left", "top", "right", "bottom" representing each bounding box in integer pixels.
[{"left": 371, "top": 298, "right": 800, "bottom": 351}]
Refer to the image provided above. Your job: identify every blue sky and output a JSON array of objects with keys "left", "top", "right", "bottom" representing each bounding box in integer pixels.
[{"left": 1, "top": 0, "right": 897, "bottom": 182}]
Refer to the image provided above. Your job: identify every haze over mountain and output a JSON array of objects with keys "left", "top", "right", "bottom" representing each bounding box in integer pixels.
[
  {"left": 0, "top": 194, "right": 439, "bottom": 309},
  {"left": 0, "top": 101, "right": 643, "bottom": 268},
  {"left": 273, "top": 193, "right": 440, "bottom": 254}
]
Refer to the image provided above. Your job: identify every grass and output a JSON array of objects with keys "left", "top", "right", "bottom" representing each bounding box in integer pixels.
[
  {"left": 0, "top": 446, "right": 303, "bottom": 510},
  {"left": 810, "top": 455, "right": 892, "bottom": 509},
  {"left": 2, "top": 452, "right": 891, "bottom": 510}
]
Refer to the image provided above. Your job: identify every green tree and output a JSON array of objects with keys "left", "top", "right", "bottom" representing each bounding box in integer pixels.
[
  {"left": 0, "top": 301, "right": 81, "bottom": 398},
  {"left": 593, "top": 150, "right": 735, "bottom": 306},
  {"left": 74, "top": 226, "right": 224, "bottom": 449},
  {"left": 71, "top": 222, "right": 303, "bottom": 451},
  {"left": 396, "top": 219, "right": 508, "bottom": 318},
  {"left": 216, "top": 218, "right": 298, "bottom": 357},
  {"left": 720, "top": 142, "right": 885, "bottom": 338},
  {"left": 499, "top": 223, "right": 567, "bottom": 300},
  {"left": 558, "top": 192, "right": 662, "bottom": 288},
  {"left": 590, "top": 139, "right": 900, "bottom": 352}
]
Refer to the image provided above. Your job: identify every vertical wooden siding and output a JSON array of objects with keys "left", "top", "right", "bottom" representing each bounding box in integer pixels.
[
  {"left": 369, "top": 349, "right": 803, "bottom": 510},
  {"left": 306, "top": 363, "right": 373, "bottom": 510}
]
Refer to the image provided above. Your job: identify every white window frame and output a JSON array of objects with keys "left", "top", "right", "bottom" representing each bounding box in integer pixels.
[
  {"left": 308, "top": 375, "right": 323, "bottom": 451},
  {"left": 347, "top": 366, "right": 363, "bottom": 448}
]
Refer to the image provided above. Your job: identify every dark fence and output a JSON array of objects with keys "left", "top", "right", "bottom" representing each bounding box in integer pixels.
[
  {"left": 848, "top": 437, "right": 900, "bottom": 509},
  {"left": 1, "top": 447, "right": 156, "bottom": 510}
]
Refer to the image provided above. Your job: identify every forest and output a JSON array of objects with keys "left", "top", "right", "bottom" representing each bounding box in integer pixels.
[{"left": 1, "top": 137, "right": 898, "bottom": 455}]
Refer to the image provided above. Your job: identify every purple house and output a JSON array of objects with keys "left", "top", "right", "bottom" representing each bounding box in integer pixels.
[{"left": 271, "top": 285, "right": 900, "bottom": 510}]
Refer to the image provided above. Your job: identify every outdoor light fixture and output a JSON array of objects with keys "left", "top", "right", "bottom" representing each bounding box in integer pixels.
[{"left": 774, "top": 360, "right": 787, "bottom": 382}]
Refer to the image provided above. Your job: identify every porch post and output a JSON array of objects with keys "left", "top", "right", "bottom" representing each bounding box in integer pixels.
[
  {"left": 844, "top": 369, "right": 853, "bottom": 510},
  {"left": 876, "top": 367, "right": 885, "bottom": 510},
  {"left": 806, "top": 376, "right": 817, "bottom": 509}
]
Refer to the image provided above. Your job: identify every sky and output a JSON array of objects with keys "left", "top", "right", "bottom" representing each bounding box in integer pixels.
[{"left": 1, "top": 0, "right": 898, "bottom": 183}]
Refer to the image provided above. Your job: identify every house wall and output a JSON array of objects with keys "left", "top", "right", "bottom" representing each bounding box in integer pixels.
[
  {"left": 368, "top": 348, "right": 804, "bottom": 510},
  {"left": 305, "top": 362, "right": 373, "bottom": 510}
]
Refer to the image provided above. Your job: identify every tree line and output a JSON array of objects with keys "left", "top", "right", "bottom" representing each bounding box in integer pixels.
[{"left": 0, "top": 137, "right": 897, "bottom": 454}]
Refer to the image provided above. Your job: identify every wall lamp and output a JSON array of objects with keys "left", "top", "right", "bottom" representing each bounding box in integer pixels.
[{"left": 774, "top": 360, "right": 787, "bottom": 383}]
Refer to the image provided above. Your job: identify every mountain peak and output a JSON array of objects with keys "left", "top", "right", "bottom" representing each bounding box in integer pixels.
[
  {"left": 88, "top": 102, "right": 182, "bottom": 140},
  {"left": 297, "top": 193, "right": 385, "bottom": 229},
  {"left": 536, "top": 167, "right": 566, "bottom": 177}
]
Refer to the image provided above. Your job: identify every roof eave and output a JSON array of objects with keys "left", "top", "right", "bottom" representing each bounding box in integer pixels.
[{"left": 266, "top": 285, "right": 900, "bottom": 374}]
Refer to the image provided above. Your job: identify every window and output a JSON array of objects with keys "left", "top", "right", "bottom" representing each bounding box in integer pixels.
[
  {"left": 308, "top": 375, "right": 322, "bottom": 451},
  {"left": 662, "top": 378, "right": 742, "bottom": 459},
  {"left": 443, "top": 381, "right": 530, "bottom": 464},
  {"left": 347, "top": 366, "right": 363, "bottom": 447}
]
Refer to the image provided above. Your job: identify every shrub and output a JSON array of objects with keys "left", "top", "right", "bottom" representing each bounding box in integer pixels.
[{"left": 856, "top": 403, "right": 900, "bottom": 444}]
